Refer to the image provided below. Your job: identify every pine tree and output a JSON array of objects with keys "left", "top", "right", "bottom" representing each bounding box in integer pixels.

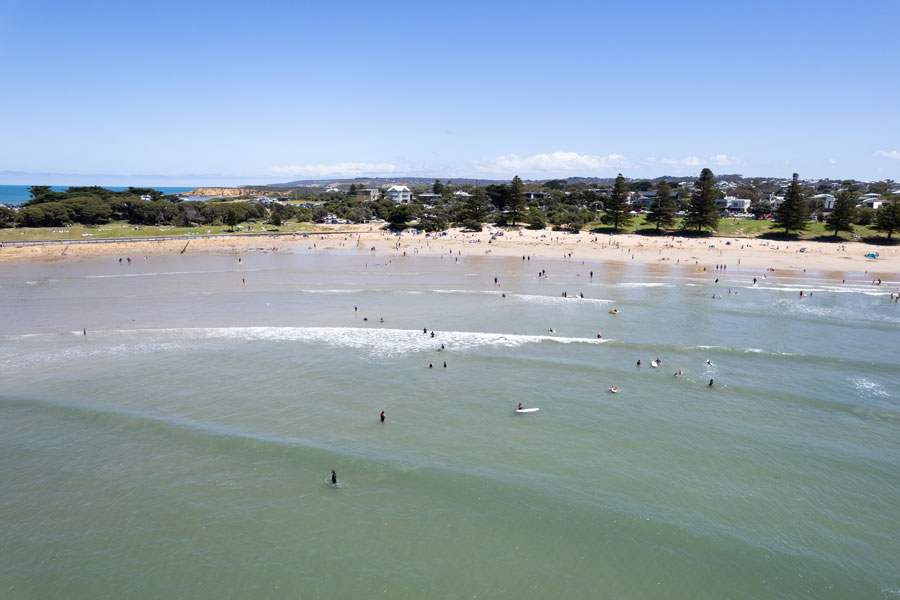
[
  {"left": 874, "top": 195, "right": 900, "bottom": 240},
  {"left": 505, "top": 176, "right": 527, "bottom": 225},
  {"left": 684, "top": 168, "right": 720, "bottom": 232},
  {"left": 773, "top": 173, "right": 809, "bottom": 235},
  {"left": 826, "top": 190, "right": 856, "bottom": 238},
  {"left": 649, "top": 180, "right": 676, "bottom": 230},
  {"left": 601, "top": 174, "right": 633, "bottom": 231},
  {"left": 464, "top": 187, "right": 492, "bottom": 223}
]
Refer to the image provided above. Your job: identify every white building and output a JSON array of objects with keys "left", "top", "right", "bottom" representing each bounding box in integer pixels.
[
  {"left": 810, "top": 193, "right": 836, "bottom": 210},
  {"left": 386, "top": 185, "right": 412, "bottom": 204},
  {"left": 355, "top": 188, "right": 380, "bottom": 202}
]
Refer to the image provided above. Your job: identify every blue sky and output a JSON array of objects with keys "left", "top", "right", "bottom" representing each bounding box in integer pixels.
[{"left": 1, "top": 0, "right": 898, "bottom": 185}]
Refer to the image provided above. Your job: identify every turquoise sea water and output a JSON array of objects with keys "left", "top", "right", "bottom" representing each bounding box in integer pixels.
[
  {"left": 1, "top": 251, "right": 898, "bottom": 599},
  {"left": 0, "top": 185, "right": 196, "bottom": 205}
]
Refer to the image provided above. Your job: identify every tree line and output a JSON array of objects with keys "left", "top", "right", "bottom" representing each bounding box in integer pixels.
[{"left": 2, "top": 175, "right": 898, "bottom": 240}]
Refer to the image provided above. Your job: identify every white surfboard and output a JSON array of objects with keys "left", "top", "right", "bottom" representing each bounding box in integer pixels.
[{"left": 515, "top": 408, "right": 539, "bottom": 413}]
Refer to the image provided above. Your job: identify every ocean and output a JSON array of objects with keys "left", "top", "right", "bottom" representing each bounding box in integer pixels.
[
  {"left": 0, "top": 185, "right": 197, "bottom": 205},
  {"left": 0, "top": 251, "right": 898, "bottom": 599}
]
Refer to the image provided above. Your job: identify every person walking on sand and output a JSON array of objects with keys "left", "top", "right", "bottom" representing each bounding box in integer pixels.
[{"left": 331, "top": 469, "right": 337, "bottom": 486}]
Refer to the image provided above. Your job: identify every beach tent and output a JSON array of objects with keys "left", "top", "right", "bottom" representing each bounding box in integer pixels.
[{"left": 865, "top": 253, "right": 878, "bottom": 259}]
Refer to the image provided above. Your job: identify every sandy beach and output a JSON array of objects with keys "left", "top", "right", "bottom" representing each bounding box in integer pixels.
[{"left": 1, "top": 225, "right": 898, "bottom": 279}]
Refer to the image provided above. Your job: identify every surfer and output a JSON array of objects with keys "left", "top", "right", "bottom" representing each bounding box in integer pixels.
[
  {"left": 423, "top": 327, "right": 427, "bottom": 334},
  {"left": 431, "top": 331, "right": 435, "bottom": 338},
  {"left": 443, "top": 361, "right": 447, "bottom": 368},
  {"left": 380, "top": 411, "right": 385, "bottom": 422},
  {"left": 331, "top": 469, "right": 337, "bottom": 486},
  {"left": 706, "top": 360, "right": 712, "bottom": 366},
  {"left": 655, "top": 358, "right": 661, "bottom": 366},
  {"left": 518, "top": 403, "right": 523, "bottom": 410},
  {"left": 708, "top": 378, "right": 714, "bottom": 387},
  {"left": 674, "top": 371, "right": 682, "bottom": 377},
  {"left": 428, "top": 363, "right": 433, "bottom": 368},
  {"left": 636, "top": 360, "right": 641, "bottom": 367}
]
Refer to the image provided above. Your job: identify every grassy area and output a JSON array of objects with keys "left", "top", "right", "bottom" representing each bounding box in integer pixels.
[
  {"left": 584, "top": 215, "right": 881, "bottom": 242},
  {"left": 0, "top": 220, "right": 324, "bottom": 243}
]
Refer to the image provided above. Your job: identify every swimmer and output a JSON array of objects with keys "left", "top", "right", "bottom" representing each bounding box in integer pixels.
[
  {"left": 428, "top": 363, "right": 433, "bottom": 368},
  {"left": 423, "top": 327, "right": 427, "bottom": 334},
  {"left": 674, "top": 371, "right": 683, "bottom": 377},
  {"left": 548, "top": 328, "right": 554, "bottom": 333},
  {"left": 331, "top": 469, "right": 337, "bottom": 486},
  {"left": 443, "top": 361, "right": 447, "bottom": 368},
  {"left": 431, "top": 331, "right": 435, "bottom": 338},
  {"left": 379, "top": 318, "right": 384, "bottom": 323},
  {"left": 596, "top": 333, "right": 602, "bottom": 339},
  {"left": 636, "top": 360, "right": 641, "bottom": 367}
]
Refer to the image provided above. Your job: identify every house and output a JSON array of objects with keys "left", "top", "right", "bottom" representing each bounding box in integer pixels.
[
  {"left": 810, "top": 193, "right": 835, "bottom": 210},
  {"left": 387, "top": 185, "right": 412, "bottom": 204},
  {"left": 355, "top": 188, "right": 380, "bottom": 202},
  {"left": 417, "top": 192, "right": 442, "bottom": 204},
  {"left": 714, "top": 197, "right": 751, "bottom": 213},
  {"left": 523, "top": 192, "right": 551, "bottom": 201},
  {"left": 630, "top": 190, "right": 681, "bottom": 209},
  {"left": 453, "top": 191, "right": 472, "bottom": 200}
]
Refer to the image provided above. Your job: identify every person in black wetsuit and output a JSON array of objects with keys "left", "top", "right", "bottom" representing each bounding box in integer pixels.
[
  {"left": 380, "top": 411, "right": 385, "bottom": 422},
  {"left": 331, "top": 469, "right": 337, "bottom": 485}
]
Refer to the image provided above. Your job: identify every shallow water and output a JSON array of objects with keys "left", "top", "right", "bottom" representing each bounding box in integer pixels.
[{"left": 1, "top": 251, "right": 898, "bottom": 599}]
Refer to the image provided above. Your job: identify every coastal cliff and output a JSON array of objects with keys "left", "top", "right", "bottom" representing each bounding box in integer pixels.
[{"left": 183, "top": 187, "right": 279, "bottom": 197}]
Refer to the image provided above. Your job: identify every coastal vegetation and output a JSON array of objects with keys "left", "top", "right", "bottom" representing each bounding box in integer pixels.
[{"left": 2, "top": 173, "right": 898, "bottom": 244}]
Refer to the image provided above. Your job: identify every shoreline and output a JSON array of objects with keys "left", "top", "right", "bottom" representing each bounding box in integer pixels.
[{"left": 1, "top": 226, "right": 898, "bottom": 279}]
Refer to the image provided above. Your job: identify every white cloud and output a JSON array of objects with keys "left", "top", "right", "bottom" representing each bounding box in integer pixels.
[
  {"left": 473, "top": 151, "right": 633, "bottom": 174},
  {"left": 655, "top": 155, "right": 743, "bottom": 170},
  {"left": 874, "top": 150, "right": 900, "bottom": 160},
  {"left": 710, "top": 154, "right": 744, "bottom": 167},
  {"left": 269, "top": 162, "right": 402, "bottom": 177}
]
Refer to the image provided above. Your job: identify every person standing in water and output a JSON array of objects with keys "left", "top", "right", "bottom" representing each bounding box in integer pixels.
[
  {"left": 708, "top": 378, "right": 714, "bottom": 387},
  {"left": 331, "top": 469, "right": 337, "bottom": 486},
  {"left": 380, "top": 411, "right": 385, "bottom": 422}
]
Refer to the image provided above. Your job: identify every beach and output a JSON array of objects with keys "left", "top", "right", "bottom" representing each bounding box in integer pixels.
[{"left": 2, "top": 225, "right": 898, "bottom": 278}]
